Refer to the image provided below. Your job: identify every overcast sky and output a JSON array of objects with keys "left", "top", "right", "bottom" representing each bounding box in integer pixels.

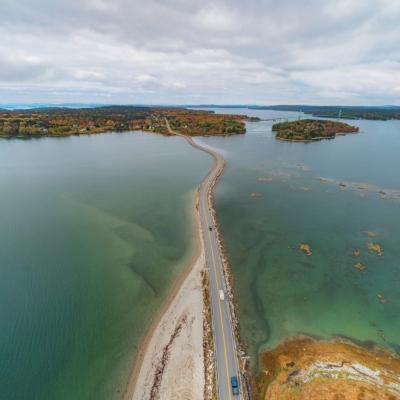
[{"left": 1, "top": 0, "right": 399, "bottom": 105}]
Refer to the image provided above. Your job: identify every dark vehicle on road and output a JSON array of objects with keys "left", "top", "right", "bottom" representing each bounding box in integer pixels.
[
  {"left": 209, "top": 226, "right": 212, "bottom": 231},
  {"left": 230, "top": 376, "right": 239, "bottom": 395}
]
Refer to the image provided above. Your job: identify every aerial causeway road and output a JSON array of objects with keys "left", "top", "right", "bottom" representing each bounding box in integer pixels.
[{"left": 165, "top": 119, "right": 241, "bottom": 400}]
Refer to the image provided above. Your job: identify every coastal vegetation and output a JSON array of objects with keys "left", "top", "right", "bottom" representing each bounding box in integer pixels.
[
  {"left": 249, "top": 105, "right": 400, "bottom": 121},
  {"left": 166, "top": 109, "right": 247, "bottom": 136},
  {"left": 272, "top": 119, "right": 359, "bottom": 141},
  {"left": 250, "top": 337, "right": 400, "bottom": 400},
  {"left": 0, "top": 106, "right": 250, "bottom": 138}
]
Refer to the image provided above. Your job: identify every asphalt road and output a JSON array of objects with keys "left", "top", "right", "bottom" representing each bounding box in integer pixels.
[{"left": 165, "top": 120, "right": 241, "bottom": 400}]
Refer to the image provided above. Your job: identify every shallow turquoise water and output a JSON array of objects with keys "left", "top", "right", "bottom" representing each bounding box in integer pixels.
[
  {"left": 197, "top": 109, "right": 400, "bottom": 370},
  {"left": 0, "top": 132, "right": 212, "bottom": 399}
]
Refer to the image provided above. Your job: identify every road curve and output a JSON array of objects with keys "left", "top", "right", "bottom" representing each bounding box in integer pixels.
[{"left": 165, "top": 119, "right": 241, "bottom": 400}]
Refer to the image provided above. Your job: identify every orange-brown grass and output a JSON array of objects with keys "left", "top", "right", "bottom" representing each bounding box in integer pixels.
[
  {"left": 368, "top": 243, "right": 383, "bottom": 256},
  {"left": 254, "top": 337, "right": 400, "bottom": 400},
  {"left": 299, "top": 244, "right": 312, "bottom": 256}
]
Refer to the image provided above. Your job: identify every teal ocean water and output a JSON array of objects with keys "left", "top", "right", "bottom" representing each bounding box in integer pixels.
[
  {"left": 195, "top": 109, "right": 400, "bottom": 370},
  {"left": 0, "top": 132, "right": 212, "bottom": 399}
]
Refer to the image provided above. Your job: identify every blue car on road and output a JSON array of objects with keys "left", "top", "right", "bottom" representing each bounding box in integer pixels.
[{"left": 230, "top": 376, "right": 239, "bottom": 395}]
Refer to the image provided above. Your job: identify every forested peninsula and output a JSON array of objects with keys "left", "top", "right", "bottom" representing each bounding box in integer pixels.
[
  {"left": 273, "top": 119, "right": 359, "bottom": 141},
  {"left": 0, "top": 106, "right": 252, "bottom": 138}
]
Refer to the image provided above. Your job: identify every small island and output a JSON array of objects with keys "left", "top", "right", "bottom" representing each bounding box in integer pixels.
[{"left": 272, "top": 119, "right": 359, "bottom": 141}]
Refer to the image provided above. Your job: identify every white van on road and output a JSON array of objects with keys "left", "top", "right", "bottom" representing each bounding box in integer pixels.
[{"left": 219, "top": 290, "right": 225, "bottom": 300}]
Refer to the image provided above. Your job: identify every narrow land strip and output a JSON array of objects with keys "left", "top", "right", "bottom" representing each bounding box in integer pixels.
[
  {"left": 127, "top": 122, "right": 229, "bottom": 400},
  {"left": 128, "top": 121, "right": 241, "bottom": 400},
  {"left": 165, "top": 120, "right": 241, "bottom": 400}
]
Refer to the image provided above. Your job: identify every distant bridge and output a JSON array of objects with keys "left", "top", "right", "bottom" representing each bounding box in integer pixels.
[
  {"left": 261, "top": 117, "right": 300, "bottom": 122},
  {"left": 260, "top": 109, "right": 343, "bottom": 122},
  {"left": 262, "top": 117, "right": 287, "bottom": 122}
]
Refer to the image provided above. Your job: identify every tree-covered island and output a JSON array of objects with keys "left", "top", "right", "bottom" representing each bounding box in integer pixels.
[
  {"left": 0, "top": 106, "right": 257, "bottom": 138},
  {"left": 272, "top": 119, "right": 359, "bottom": 141}
]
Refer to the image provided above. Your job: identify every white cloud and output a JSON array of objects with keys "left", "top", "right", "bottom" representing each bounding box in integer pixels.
[
  {"left": 164, "top": 82, "right": 187, "bottom": 89},
  {"left": 0, "top": 56, "right": 63, "bottom": 84},
  {"left": 195, "top": 6, "right": 237, "bottom": 31},
  {"left": 0, "top": 0, "right": 399, "bottom": 105}
]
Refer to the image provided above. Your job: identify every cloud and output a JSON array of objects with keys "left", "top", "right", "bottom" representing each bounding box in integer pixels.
[
  {"left": 163, "top": 81, "right": 187, "bottom": 89},
  {"left": 0, "top": 0, "right": 399, "bottom": 104},
  {"left": 0, "top": 55, "right": 63, "bottom": 84}
]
